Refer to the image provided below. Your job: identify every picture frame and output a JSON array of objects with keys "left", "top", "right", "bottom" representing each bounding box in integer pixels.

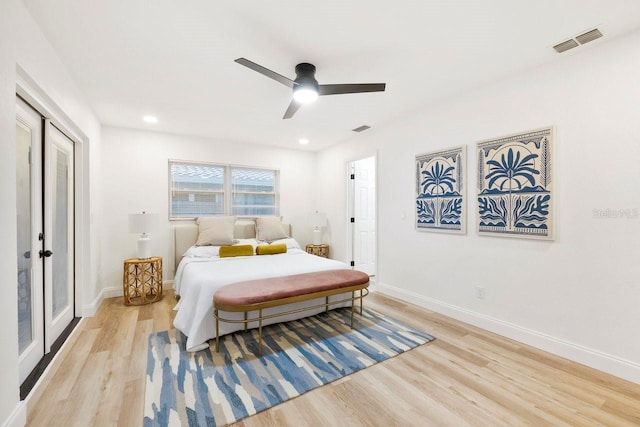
[
  {"left": 415, "top": 145, "right": 466, "bottom": 234},
  {"left": 476, "top": 126, "right": 554, "bottom": 240}
]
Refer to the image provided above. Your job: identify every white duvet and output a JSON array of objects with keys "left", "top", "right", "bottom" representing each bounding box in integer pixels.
[{"left": 173, "top": 247, "right": 351, "bottom": 351}]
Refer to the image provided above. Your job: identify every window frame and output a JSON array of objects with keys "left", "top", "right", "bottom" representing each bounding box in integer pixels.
[{"left": 168, "top": 159, "right": 280, "bottom": 220}]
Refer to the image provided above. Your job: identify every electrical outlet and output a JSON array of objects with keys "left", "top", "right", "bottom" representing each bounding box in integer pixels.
[{"left": 475, "top": 286, "right": 485, "bottom": 299}]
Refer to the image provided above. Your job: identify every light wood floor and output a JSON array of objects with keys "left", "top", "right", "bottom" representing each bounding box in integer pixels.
[{"left": 26, "top": 291, "right": 640, "bottom": 426}]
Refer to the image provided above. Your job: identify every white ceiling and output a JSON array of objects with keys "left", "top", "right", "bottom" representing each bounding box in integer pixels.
[{"left": 23, "top": 0, "right": 640, "bottom": 151}]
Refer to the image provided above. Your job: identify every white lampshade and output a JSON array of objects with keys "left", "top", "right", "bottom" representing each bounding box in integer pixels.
[
  {"left": 309, "top": 211, "right": 327, "bottom": 229},
  {"left": 129, "top": 212, "right": 158, "bottom": 258},
  {"left": 129, "top": 212, "right": 158, "bottom": 234}
]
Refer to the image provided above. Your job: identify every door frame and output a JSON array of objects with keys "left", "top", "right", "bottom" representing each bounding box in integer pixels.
[{"left": 346, "top": 153, "right": 378, "bottom": 282}]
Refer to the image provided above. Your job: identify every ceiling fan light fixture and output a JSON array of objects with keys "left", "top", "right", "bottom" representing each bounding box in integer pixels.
[
  {"left": 293, "top": 86, "right": 318, "bottom": 103},
  {"left": 234, "top": 58, "right": 386, "bottom": 119}
]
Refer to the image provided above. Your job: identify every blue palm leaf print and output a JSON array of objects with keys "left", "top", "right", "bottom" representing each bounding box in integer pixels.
[
  {"left": 421, "top": 161, "right": 456, "bottom": 195},
  {"left": 485, "top": 148, "right": 539, "bottom": 191}
]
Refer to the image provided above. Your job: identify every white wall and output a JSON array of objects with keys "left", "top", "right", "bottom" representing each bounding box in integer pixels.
[
  {"left": 0, "top": 2, "right": 101, "bottom": 426},
  {"left": 99, "top": 126, "right": 317, "bottom": 289},
  {"left": 318, "top": 29, "right": 640, "bottom": 383}
]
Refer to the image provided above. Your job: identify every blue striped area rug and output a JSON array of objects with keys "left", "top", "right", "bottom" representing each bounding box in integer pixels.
[{"left": 144, "top": 308, "right": 435, "bottom": 426}]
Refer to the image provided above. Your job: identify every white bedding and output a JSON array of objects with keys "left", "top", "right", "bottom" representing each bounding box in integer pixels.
[{"left": 173, "top": 246, "right": 351, "bottom": 351}]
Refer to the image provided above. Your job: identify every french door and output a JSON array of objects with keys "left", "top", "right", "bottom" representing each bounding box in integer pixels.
[{"left": 16, "top": 97, "right": 75, "bottom": 386}]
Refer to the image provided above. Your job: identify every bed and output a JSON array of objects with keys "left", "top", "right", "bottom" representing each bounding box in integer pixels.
[{"left": 172, "top": 217, "right": 353, "bottom": 352}]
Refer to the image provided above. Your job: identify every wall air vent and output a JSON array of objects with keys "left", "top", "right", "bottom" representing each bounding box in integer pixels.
[
  {"left": 553, "top": 39, "right": 579, "bottom": 53},
  {"left": 352, "top": 125, "right": 371, "bottom": 132},
  {"left": 576, "top": 28, "right": 603, "bottom": 45}
]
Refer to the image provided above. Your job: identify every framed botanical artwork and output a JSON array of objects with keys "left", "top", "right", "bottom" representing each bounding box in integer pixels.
[
  {"left": 415, "top": 145, "right": 466, "bottom": 234},
  {"left": 476, "top": 126, "right": 554, "bottom": 240}
]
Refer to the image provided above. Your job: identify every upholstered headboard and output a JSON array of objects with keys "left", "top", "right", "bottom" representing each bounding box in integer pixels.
[{"left": 173, "top": 219, "right": 292, "bottom": 269}]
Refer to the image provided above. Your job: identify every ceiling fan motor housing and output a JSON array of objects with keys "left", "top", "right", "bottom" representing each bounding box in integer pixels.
[{"left": 294, "top": 63, "right": 319, "bottom": 90}]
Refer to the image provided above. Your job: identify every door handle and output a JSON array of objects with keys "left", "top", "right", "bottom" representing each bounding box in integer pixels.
[{"left": 39, "top": 249, "right": 53, "bottom": 258}]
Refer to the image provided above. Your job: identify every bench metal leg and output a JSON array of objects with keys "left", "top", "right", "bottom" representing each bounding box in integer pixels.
[
  {"left": 215, "top": 309, "right": 220, "bottom": 352},
  {"left": 244, "top": 311, "right": 248, "bottom": 332},
  {"left": 360, "top": 289, "right": 364, "bottom": 315},
  {"left": 325, "top": 296, "right": 329, "bottom": 313},
  {"left": 350, "top": 291, "right": 355, "bottom": 328},
  {"left": 258, "top": 309, "right": 263, "bottom": 356}
]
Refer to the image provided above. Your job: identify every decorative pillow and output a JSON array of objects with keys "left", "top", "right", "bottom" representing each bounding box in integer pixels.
[
  {"left": 183, "top": 245, "right": 220, "bottom": 258},
  {"left": 219, "top": 245, "right": 254, "bottom": 258},
  {"left": 195, "top": 216, "right": 235, "bottom": 246},
  {"left": 255, "top": 217, "right": 288, "bottom": 242},
  {"left": 256, "top": 243, "right": 287, "bottom": 255}
]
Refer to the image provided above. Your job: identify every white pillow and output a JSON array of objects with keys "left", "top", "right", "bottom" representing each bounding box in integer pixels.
[
  {"left": 183, "top": 239, "right": 260, "bottom": 258},
  {"left": 234, "top": 238, "right": 260, "bottom": 250},
  {"left": 183, "top": 245, "right": 220, "bottom": 258},
  {"left": 196, "top": 216, "right": 235, "bottom": 246},
  {"left": 255, "top": 217, "right": 289, "bottom": 242},
  {"left": 270, "top": 238, "right": 301, "bottom": 250}
]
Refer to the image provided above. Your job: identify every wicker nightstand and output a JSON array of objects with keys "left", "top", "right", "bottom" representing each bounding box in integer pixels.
[
  {"left": 123, "top": 257, "right": 163, "bottom": 305},
  {"left": 306, "top": 244, "right": 329, "bottom": 258}
]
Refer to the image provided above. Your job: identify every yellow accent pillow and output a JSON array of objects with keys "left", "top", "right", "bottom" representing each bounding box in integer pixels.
[
  {"left": 256, "top": 243, "right": 287, "bottom": 255},
  {"left": 219, "top": 245, "right": 254, "bottom": 258}
]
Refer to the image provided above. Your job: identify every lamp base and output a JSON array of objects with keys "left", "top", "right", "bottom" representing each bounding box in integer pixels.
[
  {"left": 312, "top": 229, "right": 322, "bottom": 245},
  {"left": 137, "top": 237, "right": 151, "bottom": 259}
]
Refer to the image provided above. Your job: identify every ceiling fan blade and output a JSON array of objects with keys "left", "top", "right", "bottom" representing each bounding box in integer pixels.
[
  {"left": 318, "top": 83, "right": 386, "bottom": 96},
  {"left": 235, "top": 58, "right": 295, "bottom": 88},
  {"left": 283, "top": 99, "right": 302, "bottom": 119}
]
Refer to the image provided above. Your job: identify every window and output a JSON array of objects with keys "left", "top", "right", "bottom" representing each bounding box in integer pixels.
[
  {"left": 231, "top": 167, "right": 278, "bottom": 216},
  {"left": 169, "top": 160, "right": 279, "bottom": 219}
]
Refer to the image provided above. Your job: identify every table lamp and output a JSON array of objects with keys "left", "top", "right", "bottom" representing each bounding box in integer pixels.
[
  {"left": 309, "top": 211, "right": 327, "bottom": 245},
  {"left": 128, "top": 211, "right": 158, "bottom": 259}
]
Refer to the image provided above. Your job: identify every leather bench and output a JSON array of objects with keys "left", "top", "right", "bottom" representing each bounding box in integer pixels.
[{"left": 213, "top": 269, "right": 370, "bottom": 354}]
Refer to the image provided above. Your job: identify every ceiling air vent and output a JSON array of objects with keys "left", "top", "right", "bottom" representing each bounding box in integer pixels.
[
  {"left": 576, "top": 28, "right": 603, "bottom": 45},
  {"left": 352, "top": 125, "right": 371, "bottom": 133},
  {"left": 553, "top": 28, "right": 603, "bottom": 53},
  {"left": 553, "top": 39, "right": 579, "bottom": 53}
]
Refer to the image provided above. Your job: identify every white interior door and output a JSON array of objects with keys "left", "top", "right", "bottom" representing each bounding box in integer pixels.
[
  {"left": 16, "top": 98, "right": 44, "bottom": 384},
  {"left": 350, "top": 156, "right": 377, "bottom": 276},
  {"left": 44, "top": 122, "right": 75, "bottom": 349}
]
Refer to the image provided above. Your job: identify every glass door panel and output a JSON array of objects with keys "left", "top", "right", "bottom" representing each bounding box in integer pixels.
[
  {"left": 16, "top": 97, "right": 45, "bottom": 385},
  {"left": 16, "top": 122, "right": 33, "bottom": 352},
  {"left": 45, "top": 123, "right": 74, "bottom": 344},
  {"left": 52, "top": 149, "right": 70, "bottom": 318}
]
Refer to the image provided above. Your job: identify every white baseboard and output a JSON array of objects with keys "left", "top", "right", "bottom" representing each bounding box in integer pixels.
[
  {"left": 82, "top": 288, "right": 105, "bottom": 317},
  {"left": 1, "top": 401, "right": 26, "bottom": 427},
  {"left": 82, "top": 281, "right": 174, "bottom": 317},
  {"left": 377, "top": 282, "right": 640, "bottom": 385}
]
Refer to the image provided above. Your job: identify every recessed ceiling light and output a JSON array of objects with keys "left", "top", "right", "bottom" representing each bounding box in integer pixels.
[
  {"left": 143, "top": 115, "right": 158, "bottom": 123},
  {"left": 298, "top": 138, "right": 309, "bottom": 145}
]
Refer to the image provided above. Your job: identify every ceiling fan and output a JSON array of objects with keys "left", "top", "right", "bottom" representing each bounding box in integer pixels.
[{"left": 235, "top": 58, "right": 386, "bottom": 119}]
